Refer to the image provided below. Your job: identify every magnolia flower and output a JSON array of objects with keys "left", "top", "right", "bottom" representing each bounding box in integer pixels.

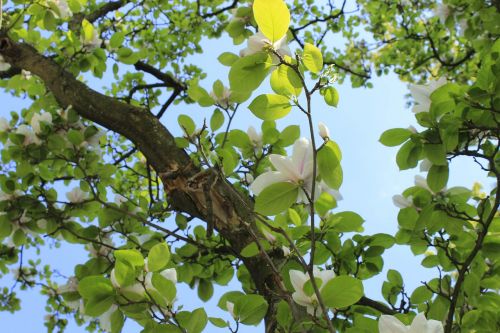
[
  {"left": 226, "top": 301, "right": 237, "bottom": 319},
  {"left": 250, "top": 138, "right": 315, "bottom": 203},
  {"left": 282, "top": 246, "right": 291, "bottom": 257},
  {"left": 392, "top": 195, "right": 413, "bottom": 209},
  {"left": 318, "top": 122, "right": 330, "bottom": 140},
  {"left": 0, "top": 55, "right": 11, "bottom": 71},
  {"left": 247, "top": 126, "right": 262, "bottom": 148},
  {"left": 414, "top": 175, "right": 432, "bottom": 192},
  {"left": 0, "top": 117, "right": 10, "bottom": 132},
  {"left": 22, "top": 70, "right": 32, "bottom": 80},
  {"left": 244, "top": 173, "right": 254, "bottom": 184},
  {"left": 66, "top": 187, "right": 87, "bottom": 203},
  {"left": 16, "top": 125, "right": 41, "bottom": 146},
  {"left": 419, "top": 159, "right": 432, "bottom": 172},
  {"left": 58, "top": 276, "right": 79, "bottom": 294},
  {"left": 262, "top": 230, "right": 276, "bottom": 243},
  {"left": 408, "top": 77, "right": 447, "bottom": 113},
  {"left": 289, "top": 268, "right": 335, "bottom": 315},
  {"left": 433, "top": 3, "right": 451, "bottom": 25},
  {"left": 239, "top": 31, "right": 291, "bottom": 58},
  {"left": 379, "top": 313, "right": 443, "bottom": 333},
  {"left": 210, "top": 86, "right": 232, "bottom": 109},
  {"left": 50, "top": 0, "right": 72, "bottom": 19},
  {"left": 98, "top": 304, "right": 118, "bottom": 332},
  {"left": 114, "top": 194, "right": 128, "bottom": 206},
  {"left": 31, "top": 112, "right": 53, "bottom": 134},
  {"left": 82, "top": 30, "right": 102, "bottom": 52}
]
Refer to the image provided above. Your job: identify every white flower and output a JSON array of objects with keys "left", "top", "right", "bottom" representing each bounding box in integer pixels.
[
  {"left": 408, "top": 77, "right": 447, "bottom": 113},
  {"left": 239, "top": 31, "right": 291, "bottom": 58},
  {"left": 244, "top": 173, "right": 254, "bottom": 184},
  {"left": 82, "top": 30, "right": 102, "bottom": 52},
  {"left": 30, "top": 112, "right": 53, "bottom": 134},
  {"left": 289, "top": 267, "right": 335, "bottom": 316},
  {"left": 318, "top": 122, "right": 330, "bottom": 140},
  {"left": 16, "top": 125, "right": 41, "bottom": 146},
  {"left": 251, "top": 138, "right": 316, "bottom": 203},
  {"left": 98, "top": 305, "right": 118, "bottom": 332},
  {"left": 66, "top": 187, "right": 87, "bottom": 203},
  {"left": 247, "top": 126, "right": 262, "bottom": 148},
  {"left": 0, "top": 117, "right": 10, "bottom": 132},
  {"left": 378, "top": 312, "right": 443, "bottom": 333},
  {"left": 226, "top": 301, "right": 237, "bottom": 319},
  {"left": 282, "top": 246, "right": 291, "bottom": 257},
  {"left": 50, "top": 0, "right": 72, "bottom": 19},
  {"left": 263, "top": 230, "right": 276, "bottom": 243},
  {"left": 414, "top": 175, "right": 432, "bottom": 192},
  {"left": 392, "top": 195, "right": 413, "bottom": 209},
  {"left": 210, "top": 85, "right": 232, "bottom": 109},
  {"left": 58, "top": 276, "right": 79, "bottom": 294},
  {"left": 21, "top": 70, "right": 32, "bottom": 80},
  {"left": 0, "top": 55, "right": 11, "bottom": 71},
  {"left": 420, "top": 159, "right": 432, "bottom": 172},
  {"left": 433, "top": 4, "right": 451, "bottom": 25},
  {"left": 114, "top": 194, "right": 128, "bottom": 206},
  {"left": 318, "top": 181, "right": 343, "bottom": 202}
]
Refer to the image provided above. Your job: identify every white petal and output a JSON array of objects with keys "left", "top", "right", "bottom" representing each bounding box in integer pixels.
[
  {"left": 392, "top": 195, "right": 412, "bottom": 209},
  {"left": 98, "top": 304, "right": 117, "bottom": 332},
  {"left": 110, "top": 269, "right": 120, "bottom": 288},
  {"left": 408, "top": 313, "right": 429, "bottom": 333},
  {"left": 226, "top": 301, "right": 237, "bottom": 319},
  {"left": 289, "top": 270, "right": 308, "bottom": 292},
  {"left": 379, "top": 315, "right": 408, "bottom": 333},
  {"left": 426, "top": 320, "right": 444, "bottom": 333},
  {"left": 249, "top": 171, "right": 288, "bottom": 195},
  {"left": 269, "top": 155, "right": 301, "bottom": 182},
  {"left": 292, "top": 290, "right": 312, "bottom": 307},
  {"left": 317, "top": 269, "right": 335, "bottom": 287},
  {"left": 318, "top": 122, "right": 330, "bottom": 139},
  {"left": 160, "top": 268, "right": 177, "bottom": 284},
  {"left": 291, "top": 138, "right": 312, "bottom": 176}
]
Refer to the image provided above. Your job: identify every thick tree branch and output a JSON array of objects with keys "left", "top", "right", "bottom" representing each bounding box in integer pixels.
[{"left": 134, "top": 61, "right": 186, "bottom": 91}]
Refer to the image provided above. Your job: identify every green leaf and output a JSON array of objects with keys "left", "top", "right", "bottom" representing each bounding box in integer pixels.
[
  {"left": 147, "top": 243, "right": 171, "bottom": 272},
  {"left": 387, "top": 269, "right": 403, "bottom": 286},
  {"left": 235, "top": 294, "right": 268, "bottom": 326},
  {"left": 423, "top": 144, "right": 447, "bottom": 166},
  {"left": 323, "top": 87, "right": 339, "bottom": 107},
  {"left": 318, "top": 141, "right": 342, "bottom": 189},
  {"left": 209, "top": 317, "right": 228, "bottom": 328},
  {"left": 84, "top": 295, "right": 114, "bottom": 317},
  {"left": 218, "top": 52, "right": 240, "bottom": 66},
  {"left": 253, "top": 0, "right": 290, "bottom": 42},
  {"left": 187, "top": 82, "right": 214, "bottom": 107},
  {"left": 379, "top": 128, "right": 412, "bottom": 147},
  {"left": 178, "top": 115, "right": 196, "bottom": 136},
  {"left": 110, "top": 309, "right": 124, "bottom": 333},
  {"left": 151, "top": 273, "right": 176, "bottom": 303},
  {"left": 278, "top": 125, "right": 300, "bottom": 146},
  {"left": 255, "top": 182, "right": 299, "bottom": 216},
  {"left": 78, "top": 276, "right": 114, "bottom": 299},
  {"left": 410, "top": 285, "right": 433, "bottom": 304},
  {"left": 229, "top": 52, "right": 272, "bottom": 97},
  {"left": 427, "top": 165, "right": 449, "bottom": 192},
  {"left": 270, "top": 64, "right": 302, "bottom": 97},
  {"left": 396, "top": 141, "right": 421, "bottom": 170},
  {"left": 109, "top": 32, "right": 125, "bottom": 49},
  {"left": 114, "top": 259, "right": 135, "bottom": 287},
  {"left": 198, "top": 279, "right": 214, "bottom": 302},
  {"left": 328, "top": 211, "right": 364, "bottom": 232},
  {"left": 82, "top": 19, "right": 94, "bottom": 43},
  {"left": 181, "top": 308, "right": 208, "bottom": 333},
  {"left": 210, "top": 109, "right": 225, "bottom": 131},
  {"left": 303, "top": 43, "right": 323, "bottom": 73},
  {"left": 248, "top": 94, "right": 292, "bottom": 121},
  {"left": 67, "top": 129, "right": 84, "bottom": 146},
  {"left": 321, "top": 276, "right": 364, "bottom": 308},
  {"left": 114, "top": 249, "right": 144, "bottom": 267}
]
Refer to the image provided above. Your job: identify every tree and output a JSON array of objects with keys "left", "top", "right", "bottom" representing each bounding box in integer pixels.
[{"left": 0, "top": 0, "right": 498, "bottom": 332}]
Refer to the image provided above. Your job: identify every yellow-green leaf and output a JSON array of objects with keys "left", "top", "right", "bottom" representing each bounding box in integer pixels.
[
  {"left": 303, "top": 43, "right": 323, "bottom": 73},
  {"left": 248, "top": 94, "right": 292, "bottom": 120},
  {"left": 253, "top": 0, "right": 291, "bottom": 42}
]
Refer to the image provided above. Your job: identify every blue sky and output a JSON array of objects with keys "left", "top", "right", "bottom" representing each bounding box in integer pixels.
[{"left": 0, "top": 31, "right": 489, "bottom": 333}]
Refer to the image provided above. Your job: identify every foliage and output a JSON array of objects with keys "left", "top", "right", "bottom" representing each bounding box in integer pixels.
[{"left": 0, "top": 0, "right": 499, "bottom": 332}]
